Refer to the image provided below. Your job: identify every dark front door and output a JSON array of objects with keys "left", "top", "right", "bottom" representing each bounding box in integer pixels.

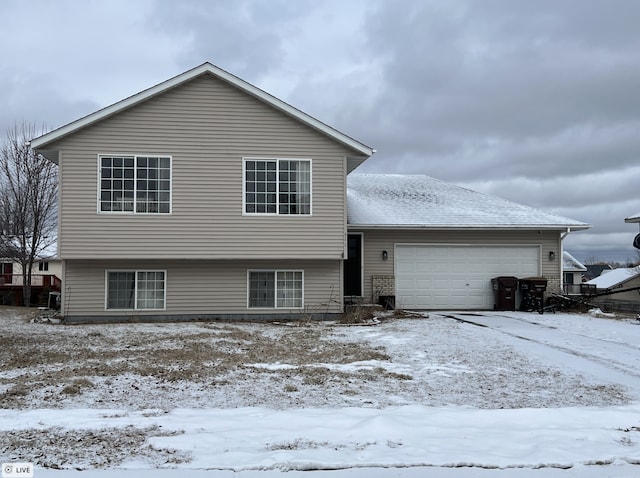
[{"left": 344, "top": 234, "right": 362, "bottom": 296}]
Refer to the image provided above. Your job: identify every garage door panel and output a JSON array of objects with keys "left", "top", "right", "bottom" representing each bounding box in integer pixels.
[
  {"left": 397, "top": 262, "right": 415, "bottom": 273},
  {"left": 415, "top": 295, "right": 433, "bottom": 307},
  {"left": 396, "top": 245, "right": 539, "bottom": 310},
  {"left": 414, "top": 248, "right": 434, "bottom": 259},
  {"left": 416, "top": 279, "right": 431, "bottom": 289}
]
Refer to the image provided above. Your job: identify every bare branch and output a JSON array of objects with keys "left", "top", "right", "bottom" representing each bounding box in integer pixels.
[{"left": 0, "top": 121, "right": 57, "bottom": 306}]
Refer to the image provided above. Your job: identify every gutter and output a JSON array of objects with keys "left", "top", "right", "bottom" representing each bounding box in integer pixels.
[{"left": 347, "top": 224, "right": 591, "bottom": 232}]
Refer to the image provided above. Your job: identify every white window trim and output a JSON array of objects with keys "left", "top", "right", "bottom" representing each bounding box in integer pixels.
[
  {"left": 104, "top": 269, "right": 167, "bottom": 311},
  {"left": 242, "top": 157, "right": 312, "bottom": 216},
  {"left": 97, "top": 154, "right": 173, "bottom": 215},
  {"left": 246, "top": 269, "right": 305, "bottom": 309}
]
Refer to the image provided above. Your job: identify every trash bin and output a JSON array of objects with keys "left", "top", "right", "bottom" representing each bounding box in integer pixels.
[
  {"left": 519, "top": 277, "right": 548, "bottom": 314},
  {"left": 492, "top": 276, "right": 519, "bottom": 311}
]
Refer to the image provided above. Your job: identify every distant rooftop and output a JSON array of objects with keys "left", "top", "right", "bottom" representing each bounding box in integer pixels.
[
  {"left": 625, "top": 212, "right": 640, "bottom": 223},
  {"left": 585, "top": 267, "right": 640, "bottom": 289}
]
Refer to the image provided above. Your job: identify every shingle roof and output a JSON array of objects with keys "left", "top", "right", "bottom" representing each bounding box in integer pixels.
[{"left": 347, "top": 174, "right": 590, "bottom": 230}]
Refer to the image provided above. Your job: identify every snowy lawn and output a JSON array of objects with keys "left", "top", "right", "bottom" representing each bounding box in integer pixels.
[{"left": 0, "top": 306, "right": 639, "bottom": 475}]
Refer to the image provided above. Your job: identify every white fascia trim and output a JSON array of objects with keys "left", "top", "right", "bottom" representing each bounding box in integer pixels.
[
  {"left": 347, "top": 224, "right": 591, "bottom": 231},
  {"left": 31, "top": 63, "right": 374, "bottom": 157}
]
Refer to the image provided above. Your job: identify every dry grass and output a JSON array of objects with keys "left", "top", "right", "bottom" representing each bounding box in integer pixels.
[
  {"left": 1, "top": 306, "right": 627, "bottom": 412},
  {"left": 0, "top": 307, "right": 397, "bottom": 409},
  {"left": 1, "top": 425, "right": 190, "bottom": 469}
]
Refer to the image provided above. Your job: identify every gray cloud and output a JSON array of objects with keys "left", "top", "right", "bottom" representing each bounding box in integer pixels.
[
  {"left": 149, "top": 0, "right": 316, "bottom": 81},
  {"left": 0, "top": 68, "right": 98, "bottom": 137}
]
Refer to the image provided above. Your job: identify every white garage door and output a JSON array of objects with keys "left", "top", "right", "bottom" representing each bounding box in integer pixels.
[{"left": 395, "top": 245, "right": 540, "bottom": 309}]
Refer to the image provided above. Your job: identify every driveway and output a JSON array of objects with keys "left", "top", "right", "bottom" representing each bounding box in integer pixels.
[{"left": 437, "top": 310, "right": 640, "bottom": 397}]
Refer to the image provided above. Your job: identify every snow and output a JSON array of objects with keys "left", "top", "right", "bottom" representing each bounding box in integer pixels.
[
  {"left": 346, "top": 174, "right": 589, "bottom": 228},
  {"left": 2, "top": 404, "right": 639, "bottom": 474},
  {"left": 2, "top": 309, "right": 640, "bottom": 477},
  {"left": 562, "top": 251, "right": 586, "bottom": 272},
  {"left": 585, "top": 267, "right": 639, "bottom": 288}
]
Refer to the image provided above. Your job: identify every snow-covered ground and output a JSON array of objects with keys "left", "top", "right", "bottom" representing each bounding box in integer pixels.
[{"left": 1, "top": 308, "right": 639, "bottom": 476}]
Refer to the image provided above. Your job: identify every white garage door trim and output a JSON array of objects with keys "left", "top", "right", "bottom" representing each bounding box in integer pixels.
[{"left": 395, "top": 244, "right": 541, "bottom": 310}]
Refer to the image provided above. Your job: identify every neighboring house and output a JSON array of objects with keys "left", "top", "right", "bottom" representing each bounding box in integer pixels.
[
  {"left": 584, "top": 264, "right": 614, "bottom": 282},
  {"left": 585, "top": 268, "right": 640, "bottom": 313},
  {"left": 625, "top": 212, "right": 640, "bottom": 223},
  {"left": 30, "top": 63, "right": 589, "bottom": 322},
  {"left": 625, "top": 212, "right": 640, "bottom": 250},
  {"left": 562, "top": 251, "right": 586, "bottom": 295},
  {"left": 0, "top": 257, "right": 62, "bottom": 306}
]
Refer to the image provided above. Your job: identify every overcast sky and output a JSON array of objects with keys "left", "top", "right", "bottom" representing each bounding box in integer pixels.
[{"left": 2, "top": 0, "right": 639, "bottom": 264}]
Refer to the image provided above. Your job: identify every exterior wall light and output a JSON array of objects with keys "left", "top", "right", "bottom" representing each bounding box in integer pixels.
[
  {"left": 382, "top": 250, "right": 388, "bottom": 261},
  {"left": 549, "top": 251, "right": 555, "bottom": 261}
]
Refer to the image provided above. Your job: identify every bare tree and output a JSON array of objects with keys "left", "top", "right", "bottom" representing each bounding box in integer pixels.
[{"left": 0, "top": 122, "right": 57, "bottom": 306}]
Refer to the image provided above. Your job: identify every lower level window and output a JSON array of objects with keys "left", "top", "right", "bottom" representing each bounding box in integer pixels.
[
  {"left": 248, "top": 270, "right": 303, "bottom": 308},
  {"left": 107, "top": 270, "right": 166, "bottom": 310}
]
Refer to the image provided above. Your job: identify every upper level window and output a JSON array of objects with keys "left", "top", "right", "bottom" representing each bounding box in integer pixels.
[
  {"left": 244, "top": 158, "right": 311, "bottom": 215},
  {"left": 99, "top": 155, "right": 171, "bottom": 214},
  {"left": 38, "top": 262, "right": 49, "bottom": 272}
]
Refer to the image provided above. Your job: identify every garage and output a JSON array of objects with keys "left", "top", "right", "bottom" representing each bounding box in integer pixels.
[{"left": 395, "top": 245, "right": 540, "bottom": 309}]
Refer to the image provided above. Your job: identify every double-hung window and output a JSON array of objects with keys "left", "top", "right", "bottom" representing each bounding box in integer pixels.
[
  {"left": 106, "top": 270, "right": 166, "bottom": 310},
  {"left": 99, "top": 155, "right": 171, "bottom": 213},
  {"left": 248, "top": 270, "right": 303, "bottom": 308},
  {"left": 244, "top": 159, "right": 311, "bottom": 215}
]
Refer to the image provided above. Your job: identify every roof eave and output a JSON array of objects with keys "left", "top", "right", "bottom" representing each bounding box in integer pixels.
[
  {"left": 31, "top": 62, "right": 374, "bottom": 158},
  {"left": 347, "top": 224, "right": 591, "bottom": 231}
]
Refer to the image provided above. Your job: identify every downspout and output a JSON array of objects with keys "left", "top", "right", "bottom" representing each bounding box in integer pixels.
[{"left": 559, "top": 228, "right": 571, "bottom": 293}]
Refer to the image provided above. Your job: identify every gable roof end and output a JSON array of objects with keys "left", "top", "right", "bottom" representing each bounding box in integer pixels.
[
  {"left": 30, "top": 62, "right": 374, "bottom": 163},
  {"left": 563, "top": 251, "right": 587, "bottom": 272}
]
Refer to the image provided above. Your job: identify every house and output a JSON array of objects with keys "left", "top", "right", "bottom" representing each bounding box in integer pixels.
[
  {"left": 625, "top": 212, "right": 640, "bottom": 250},
  {"left": 585, "top": 268, "right": 640, "bottom": 313},
  {"left": 0, "top": 257, "right": 62, "bottom": 306},
  {"left": 584, "top": 264, "right": 614, "bottom": 281},
  {"left": 30, "top": 63, "right": 589, "bottom": 322},
  {"left": 562, "top": 251, "right": 586, "bottom": 295}
]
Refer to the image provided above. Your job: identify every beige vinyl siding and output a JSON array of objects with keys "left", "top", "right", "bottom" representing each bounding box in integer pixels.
[
  {"left": 49, "top": 73, "right": 356, "bottom": 259},
  {"left": 63, "top": 259, "right": 341, "bottom": 319},
  {"left": 353, "top": 229, "right": 562, "bottom": 301}
]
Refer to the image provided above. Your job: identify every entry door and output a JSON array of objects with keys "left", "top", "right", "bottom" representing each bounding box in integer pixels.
[{"left": 344, "top": 234, "right": 362, "bottom": 296}]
